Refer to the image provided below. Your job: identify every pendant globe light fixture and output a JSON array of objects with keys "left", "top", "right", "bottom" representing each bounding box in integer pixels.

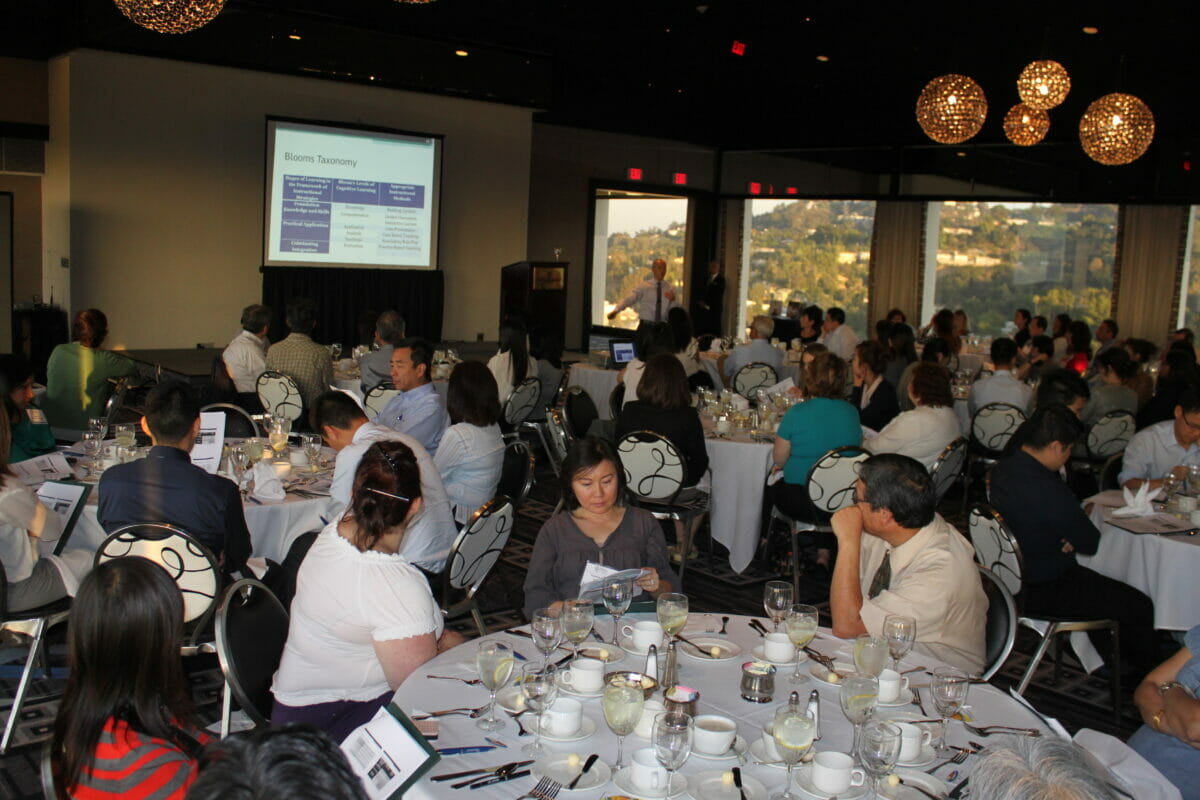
[
  {"left": 1078, "top": 93, "right": 1155, "bottom": 165},
  {"left": 112, "top": 0, "right": 225, "bottom": 33},
  {"left": 915, "top": 74, "right": 988, "bottom": 144},
  {"left": 1016, "top": 60, "right": 1071, "bottom": 110},
  {"left": 1003, "top": 103, "right": 1050, "bottom": 146}
]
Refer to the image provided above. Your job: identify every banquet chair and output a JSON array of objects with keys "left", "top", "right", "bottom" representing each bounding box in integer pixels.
[
  {"left": 733, "top": 362, "right": 778, "bottom": 400},
  {"left": 214, "top": 578, "right": 289, "bottom": 737},
  {"left": 255, "top": 371, "right": 304, "bottom": 423},
  {"left": 1099, "top": 453, "right": 1124, "bottom": 491},
  {"left": 40, "top": 740, "right": 56, "bottom": 799},
  {"left": 609, "top": 383, "right": 625, "bottom": 418},
  {"left": 0, "top": 567, "right": 71, "bottom": 754},
  {"left": 502, "top": 377, "right": 542, "bottom": 433},
  {"left": 200, "top": 402, "right": 261, "bottom": 438},
  {"left": 543, "top": 408, "right": 572, "bottom": 479},
  {"left": 440, "top": 498, "right": 514, "bottom": 636},
  {"left": 1074, "top": 411, "right": 1135, "bottom": 473},
  {"left": 496, "top": 439, "right": 536, "bottom": 510},
  {"left": 103, "top": 376, "right": 131, "bottom": 427},
  {"left": 616, "top": 430, "right": 709, "bottom": 588},
  {"left": 967, "top": 503, "right": 1122, "bottom": 720},
  {"left": 562, "top": 386, "right": 599, "bottom": 440},
  {"left": 963, "top": 401, "right": 1026, "bottom": 513},
  {"left": 363, "top": 386, "right": 400, "bottom": 421},
  {"left": 977, "top": 564, "right": 1017, "bottom": 681},
  {"left": 928, "top": 437, "right": 968, "bottom": 503}
]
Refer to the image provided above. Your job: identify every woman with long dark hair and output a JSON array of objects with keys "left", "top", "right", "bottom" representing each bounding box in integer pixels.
[
  {"left": 51, "top": 557, "right": 207, "bottom": 798},
  {"left": 436, "top": 361, "right": 505, "bottom": 525},
  {"left": 0, "top": 354, "right": 55, "bottom": 462},
  {"left": 487, "top": 318, "right": 537, "bottom": 405}
]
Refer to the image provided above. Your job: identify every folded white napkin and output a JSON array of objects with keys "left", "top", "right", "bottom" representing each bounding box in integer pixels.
[
  {"left": 1111, "top": 483, "right": 1157, "bottom": 518},
  {"left": 1007, "top": 687, "right": 1071, "bottom": 740},
  {"left": 250, "top": 461, "right": 286, "bottom": 502},
  {"left": 764, "top": 378, "right": 796, "bottom": 396},
  {"left": 1074, "top": 728, "right": 1181, "bottom": 800}
]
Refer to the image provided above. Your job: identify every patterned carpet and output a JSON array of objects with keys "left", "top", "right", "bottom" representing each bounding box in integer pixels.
[{"left": 0, "top": 454, "right": 1150, "bottom": 798}]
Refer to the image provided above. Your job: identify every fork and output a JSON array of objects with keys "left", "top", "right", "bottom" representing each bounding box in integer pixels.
[
  {"left": 925, "top": 749, "right": 969, "bottom": 774},
  {"left": 426, "top": 674, "right": 483, "bottom": 685},
  {"left": 411, "top": 705, "right": 488, "bottom": 719},
  {"left": 961, "top": 722, "right": 1041, "bottom": 737},
  {"left": 516, "top": 776, "right": 562, "bottom": 800}
]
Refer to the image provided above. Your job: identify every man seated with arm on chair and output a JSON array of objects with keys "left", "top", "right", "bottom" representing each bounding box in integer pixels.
[
  {"left": 828, "top": 453, "right": 986, "bottom": 674},
  {"left": 265, "top": 297, "right": 333, "bottom": 411},
  {"left": 312, "top": 390, "right": 456, "bottom": 574},
  {"left": 375, "top": 337, "right": 450, "bottom": 455},
  {"left": 724, "top": 315, "right": 785, "bottom": 381},
  {"left": 1119, "top": 389, "right": 1200, "bottom": 495},
  {"left": 358, "top": 310, "right": 404, "bottom": 394},
  {"left": 223, "top": 303, "right": 270, "bottom": 409}
]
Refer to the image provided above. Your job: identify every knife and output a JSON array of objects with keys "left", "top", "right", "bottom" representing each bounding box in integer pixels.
[
  {"left": 436, "top": 745, "right": 502, "bottom": 756},
  {"left": 732, "top": 766, "right": 748, "bottom": 800},
  {"left": 469, "top": 770, "right": 531, "bottom": 789},
  {"left": 507, "top": 628, "right": 533, "bottom": 638},
  {"left": 568, "top": 754, "right": 599, "bottom": 790},
  {"left": 432, "top": 760, "right": 534, "bottom": 781}
]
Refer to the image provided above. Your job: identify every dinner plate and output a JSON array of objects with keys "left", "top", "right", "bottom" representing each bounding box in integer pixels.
[
  {"left": 612, "top": 766, "right": 688, "bottom": 799},
  {"left": 749, "top": 645, "right": 796, "bottom": 666},
  {"left": 808, "top": 661, "right": 855, "bottom": 686},
  {"left": 877, "top": 688, "right": 915, "bottom": 707},
  {"left": 496, "top": 686, "right": 527, "bottom": 713},
  {"left": 678, "top": 637, "right": 743, "bottom": 661},
  {"left": 532, "top": 754, "right": 612, "bottom": 792},
  {"left": 689, "top": 769, "right": 767, "bottom": 800},
  {"left": 531, "top": 714, "right": 598, "bottom": 743},
  {"left": 793, "top": 763, "right": 869, "bottom": 799},
  {"left": 874, "top": 710, "right": 938, "bottom": 728},
  {"left": 577, "top": 644, "right": 625, "bottom": 663},
  {"left": 691, "top": 736, "right": 749, "bottom": 762},
  {"left": 896, "top": 743, "right": 935, "bottom": 768},
  {"left": 889, "top": 769, "right": 947, "bottom": 799}
]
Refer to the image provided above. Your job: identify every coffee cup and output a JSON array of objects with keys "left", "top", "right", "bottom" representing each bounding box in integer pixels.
[
  {"left": 288, "top": 448, "right": 309, "bottom": 467},
  {"left": 716, "top": 416, "right": 732, "bottom": 434},
  {"left": 877, "top": 668, "right": 909, "bottom": 703},
  {"left": 631, "top": 748, "right": 669, "bottom": 792},
  {"left": 897, "top": 722, "right": 933, "bottom": 763},
  {"left": 560, "top": 658, "right": 605, "bottom": 693},
  {"left": 811, "top": 751, "right": 867, "bottom": 794},
  {"left": 634, "top": 699, "right": 665, "bottom": 739},
  {"left": 621, "top": 620, "right": 664, "bottom": 653},
  {"left": 693, "top": 714, "right": 737, "bottom": 755},
  {"left": 542, "top": 696, "right": 582, "bottom": 737},
  {"left": 759, "top": 723, "right": 781, "bottom": 760},
  {"left": 763, "top": 632, "right": 795, "bottom": 663},
  {"left": 1179, "top": 495, "right": 1198, "bottom": 512}
]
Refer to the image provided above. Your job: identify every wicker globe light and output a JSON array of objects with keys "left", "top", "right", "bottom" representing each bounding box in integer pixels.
[
  {"left": 1003, "top": 103, "right": 1050, "bottom": 146},
  {"left": 1017, "top": 60, "right": 1071, "bottom": 110},
  {"left": 112, "top": 0, "right": 225, "bottom": 33},
  {"left": 915, "top": 74, "right": 988, "bottom": 144},
  {"left": 1078, "top": 93, "right": 1155, "bottom": 165}
]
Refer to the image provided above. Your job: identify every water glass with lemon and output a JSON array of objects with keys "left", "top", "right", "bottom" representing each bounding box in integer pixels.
[
  {"left": 475, "top": 641, "right": 515, "bottom": 731},
  {"left": 839, "top": 672, "right": 879, "bottom": 760},
  {"left": 784, "top": 604, "right": 819, "bottom": 684},
  {"left": 853, "top": 634, "right": 889, "bottom": 677},
  {"left": 656, "top": 593, "right": 689, "bottom": 642},
  {"left": 771, "top": 705, "right": 817, "bottom": 800},
  {"left": 602, "top": 679, "right": 644, "bottom": 770},
  {"left": 560, "top": 598, "right": 594, "bottom": 662}
]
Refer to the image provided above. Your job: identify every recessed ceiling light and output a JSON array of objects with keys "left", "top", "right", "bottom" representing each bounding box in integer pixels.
[
  {"left": 288, "top": 33, "right": 301, "bottom": 40},
  {"left": 1082, "top": 25, "right": 1099, "bottom": 34},
  {"left": 816, "top": 54, "right": 829, "bottom": 62},
  {"left": 454, "top": 49, "right": 469, "bottom": 57},
  {"left": 956, "top": 151, "right": 967, "bottom": 157}
]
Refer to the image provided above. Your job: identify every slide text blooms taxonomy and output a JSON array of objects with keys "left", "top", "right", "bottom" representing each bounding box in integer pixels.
[{"left": 284, "top": 152, "right": 358, "bottom": 168}]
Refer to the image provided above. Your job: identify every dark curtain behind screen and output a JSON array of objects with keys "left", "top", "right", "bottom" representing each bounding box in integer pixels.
[{"left": 260, "top": 267, "right": 444, "bottom": 347}]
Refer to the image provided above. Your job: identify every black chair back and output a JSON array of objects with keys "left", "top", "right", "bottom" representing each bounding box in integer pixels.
[
  {"left": 200, "top": 402, "right": 261, "bottom": 438},
  {"left": 563, "top": 387, "right": 599, "bottom": 439},
  {"left": 609, "top": 383, "right": 626, "bottom": 418},
  {"left": 688, "top": 370, "right": 716, "bottom": 393},
  {"left": 977, "top": 565, "right": 1017, "bottom": 681},
  {"left": 497, "top": 440, "right": 535, "bottom": 508},
  {"left": 215, "top": 579, "right": 289, "bottom": 727}
]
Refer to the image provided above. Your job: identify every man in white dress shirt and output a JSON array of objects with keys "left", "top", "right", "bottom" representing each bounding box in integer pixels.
[
  {"left": 607, "top": 258, "right": 680, "bottom": 332},
  {"left": 819, "top": 307, "right": 860, "bottom": 360},
  {"left": 312, "top": 390, "right": 456, "bottom": 573},
  {"left": 724, "top": 315, "right": 784, "bottom": 380},
  {"left": 1119, "top": 389, "right": 1200, "bottom": 492},
  {"left": 222, "top": 304, "right": 270, "bottom": 394},
  {"left": 969, "top": 337, "right": 1033, "bottom": 415}
]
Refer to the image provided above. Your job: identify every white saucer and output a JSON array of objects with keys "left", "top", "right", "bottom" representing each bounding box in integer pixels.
[
  {"left": 889, "top": 769, "right": 947, "bottom": 799},
  {"left": 877, "top": 688, "right": 915, "bottom": 707},
  {"left": 793, "top": 762, "right": 869, "bottom": 799},
  {"left": 896, "top": 743, "right": 936, "bottom": 768},
  {"left": 750, "top": 645, "right": 795, "bottom": 666},
  {"left": 747, "top": 738, "right": 785, "bottom": 769},
  {"left": 556, "top": 674, "right": 604, "bottom": 698},
  {"left": 532, "top": 754, "right": 612, "bottom": 793},
  {"left": 690, "top": 769, "right": 767, "bottom": 800},
  {"left": 576, "top": 644, "right": 625, "bottom": 663},
  {"left": 679, "top": 637, "right": 743, "bottom": 661},
  {"left": 620, "top": 637, "right": 665, "bottom": 658},
  {"left": 532, "top": 715, "right": 598, "bottom": 743},
  {"left": 691, "top": 735, "right": 749, "bottom": 761},
  {"left": 613, "top": 765, "right": 688, "bottom": 799},
  {"left": 496, "top": 686, "right": 526, "bottom": 713},
  {"left": 808, "top": 661, "right": 855, "bottom": 686}
]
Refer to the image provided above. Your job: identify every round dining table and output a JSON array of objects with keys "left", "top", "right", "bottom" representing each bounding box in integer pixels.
[{"left": 392, "top": 612, "right": 1052, "bottom": 799}]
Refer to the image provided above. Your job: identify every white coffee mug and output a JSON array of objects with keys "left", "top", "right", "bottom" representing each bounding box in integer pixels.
[
  {"left": 763, "top": 632, "right": 795, "bottom": 663},
  {"left": 877, "top": 668, "right": 909, "bottom": 703},
  {"left": 631, "top": 748, "right": 669, "bottom": 791},
  {"left": 811, "top": 751, "right": 867, "bottom": 794},
  {"left": 561, "top": 658, "right": 605, "bottom": 693},
  {"left": 692, "top": 714, "right": 737, "bottom": 755},
  {"left": 897, "top": 722, "right": 933, "bottom": 763},
  {"left": 621, "top": 620, "right": 664, "bottom": 653},
  {"left": 759, "top": 724, "right": 781, "bottom": 761},
  {"left": 288, "top": 448, "right": 308, "bottom": 467},
  {"left": 634, "top": 700, "right": 665, "bottom": 739},
  {"left": 542, "top": 696, "right": 582, "bottom": 737}
]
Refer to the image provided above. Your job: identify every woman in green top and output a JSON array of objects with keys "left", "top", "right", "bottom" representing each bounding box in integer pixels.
[
  {"left": 0, "top": 355, "right": 55, "bottom": 462},
  {"left": 42, "top": 309, "right": 137, "bottom": 432}
]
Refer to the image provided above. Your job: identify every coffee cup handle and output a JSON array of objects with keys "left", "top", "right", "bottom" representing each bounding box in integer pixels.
[
  {"left": 899, "top": 676, "right": 909, "bottom": 691},
  {"left": 850, "top": 769, "right": 867, "bottom": 787},
  {"left": 561, "top": 671, "right": 574, "bottom": 685},
  {"left": 621, "top": 624, "right": 634, "bottom": 638},
  {"left": 921, "top": 729, "right": 933, "bottom": 747}
]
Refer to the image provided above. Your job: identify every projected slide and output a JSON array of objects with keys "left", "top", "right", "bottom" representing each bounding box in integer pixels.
[{"left": 264, "top": 120, "right": 441, "bottom": 269}]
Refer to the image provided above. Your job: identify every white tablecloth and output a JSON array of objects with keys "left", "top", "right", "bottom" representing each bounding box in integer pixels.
[
  {"left": 704, "top": 431, "right": 774, "bottom": 574},
  {"left": 569, "top": 363, "right": 621, "bottom": 421}
]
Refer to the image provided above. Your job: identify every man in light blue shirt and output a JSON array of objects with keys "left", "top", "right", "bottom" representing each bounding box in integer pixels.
[
  {"left": 969, "top": 337, "right": 1033, "bottom": 415},
  {"left": 377, "top": 337, "right": 449, "bottom": 454},
  {"left": 724, "top": 315, "right": 785, "bottom": 380},
  {"left": 1119, "top": 390, "right": 1200, "bottom": 490}
]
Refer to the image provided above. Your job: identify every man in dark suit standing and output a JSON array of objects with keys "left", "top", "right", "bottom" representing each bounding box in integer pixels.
[{"left": 697, "top": 259, "right": 726, "bottom": 336}]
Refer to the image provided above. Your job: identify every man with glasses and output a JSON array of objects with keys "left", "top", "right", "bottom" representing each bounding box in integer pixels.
[
  {"left": 376, "top": 337, "right": 450, "bottom": 454},
  {"left": 828, "top": 453, "right": 986, "bottom": 673},
  {"left": 1119, "top": 390, "right": 1200, "bottom": 492}
]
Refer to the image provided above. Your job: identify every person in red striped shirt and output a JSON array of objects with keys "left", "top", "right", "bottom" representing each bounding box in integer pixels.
[{"left": 50, "top": 557, "right": 210, "bottom": 799}]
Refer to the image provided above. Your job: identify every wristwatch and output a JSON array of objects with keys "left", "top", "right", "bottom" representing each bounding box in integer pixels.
[{"left": 1159, "top": 680, "right": 1186, "bottom": 695}]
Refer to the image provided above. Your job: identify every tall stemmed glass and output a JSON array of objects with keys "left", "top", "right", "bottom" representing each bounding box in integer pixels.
[
  {"left": 520, "top": 662, "right": 558, "bottom": 757},
  {"left": 857, "top": 719, "right": 902, "bottom": 799},
  {"left": 602, "top": 679, "right": 644, "bottom": 771},
  {"left": 853, "top": 634, "right": 889, "bottom": 677},
  {"left": 560, "top": 598, "right": 594, "bottom": 663},
  {"left": 930, "top": 666, "right": 970, "bottom": 753},
  {"left": 656, "top": 593, "right": 689, "bottom": 643},
  {"left": 81, "top": 431, "right": 103, "bottom": 480},
  {"left": 475, "top": 641, "right": 515, "bottom": 732},
  {"left": 87, "top": 417, "right": 108, "bottom": 442},
  {"left": 783, "top": 604, "right": 819, "bottom": 684},
  {"left": 268, "top": 415, "right": 291, "bottom": 458},
  {"left": 771, "top": 704, "right": 817, "bottom": 800},
  {"left": 530, "top": 607, "right": 562, "bottom": 664},
  {"left": 881, "top": 614, "right": 916, "bottom": 670},
  {"left": 301, "top": 432, "right": 323, "bottom": 472},
  {"left": 839, "top": 672, "right": 879, "bottom": 760},
  {"left": 652, "top": 711, "right": 693, "bottom": 798},
  {"left": 763, "top": 580, "right": 793, "bottom": 631},
  {"left": 602, "top": 577, "right": 634, "bottom": 645}
]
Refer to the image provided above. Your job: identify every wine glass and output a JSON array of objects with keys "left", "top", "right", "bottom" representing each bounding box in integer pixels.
[
  {"left": 930, "top": 665, "right": 970, "bottom": 753},
  {"left": 656, "top": 593, "right": 688, "bottom": 643},
  {"left": 475, "top": 641, "right": 515, "bottom": 731},
  {"left": 268, "top": 415, "right": 291, "bottom": 457},
  {"left": 81, "top": 431, "right": 103, "bottom": 479},
  {"left": 301, "top": 432, "right": 323, "bottom": 472},
  {"left": 853, "top": 634, "right": 889, "bottom": 677},
  {"left": 783, "top": 604, "right": 819, "bottom": 684},
  {"left": 771, "top": 704, "right": 817, "bottom": 800},
  {"left": 602, "top": 679, "right": 644, "bottom": 770},
  {"left": 560, "top": 598, "right": 594, "bottom": 662},
  {"left": 530, "top": 607, "right": 562, "bottom": 664},
  {"left": 244, "top": 437, "right": 265, "bottom": 463},
  {"left": 114, "top": 423, "right": 137, "bottom": 449},
  {"left": 87, "top": 417, "right": 108, "bottom": 441},
  {"left": 230, "top": 444, "right": 249, "bottom": 485},
  {"left": 520, "top": 662, "right": 558, "bottom": 757},
  {"left": 602, "top": 577, "right": 634, "bottom": 645},
  {"left": 839, "top": 672, "right": 879, "bottom": 759},
  {"left": 857, "top": 719, "right": 903, "bottom": 799},
  {"left": 881, "top": 614, "right": 916, "bottom": 670},
  {"left": 763, "top": 580, "right": 793, "bottom": 631},
  {"left": 652, "top": 710, "right": 693, "bottom": 796}
]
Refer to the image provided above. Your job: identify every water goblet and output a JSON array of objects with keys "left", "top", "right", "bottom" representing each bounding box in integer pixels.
[
  {"left": 113, "top": 423, "right": 137, "bottom": 449},
  {"left": 602, "top": 679, "right": 644, "bottom": 770},
  {"left": 81, "top": 431, "right": 103, "bottom": 479},
  {"left": 268, "top": 415, "right": 291, "bottom": 457},
  {"left": 560, "top": 598, "right": 594, "bottom": 662},
  {"left": 602, "top": 577, "right": 634, "bottom": 645},
  {"left": 656, "top": 593, "right": 688, "bottom": 643},
  {"left": 853, "top": 634, "right": 889, "bottom": 677},
  {"left": 87, "top": 417, "right": 108, "bottom": 440},
  {"left": 520, "top": 662, "right": 558, "bottom": 757},
  {"left": 475, "top": 641, "right": 515, "bottom": 731},
  {"left": 530, "top": 607, "right": 562, "bottom": 664},
  {"left": 783, "top": 604, "right": 819, "bottom": 684},
  {"left": 301, "top": 432, "right": 323, "bottom": 472},
  {"left": 771, "top": 704, "right": 817, "bottom": 800},
  {"left": 763, "top": 580, "right": 793, "bottom": 631},
  {"left": 652, "top": 711, "right": 693, "bottom": 797},
  {"left": 839, "top": 672, "right": 879, "bottom": 759},
  {"left": 930, "top": 665, "right": 970, "bottom": 753},
  {"left": 857, "top": 719, "right": 902, "bottom": 799},
  {"left": 881, "top": 614, "right": 916, "bottom": 670}
]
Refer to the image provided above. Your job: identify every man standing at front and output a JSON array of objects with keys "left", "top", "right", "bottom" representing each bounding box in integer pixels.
[
  {"left": 376, "top": 337, "right": 450, "bottom": 454},
  {"left": 829, "top": 453, "right": 986, "bottom": 673},
  {"left": 266, "top": 297, "right": 332, "bottom": 410},
  {"left": 608, "top": 258, "right": 679, "bottom": 332},
  {"left": 819, "top": 307, "right": 860, "bottom": 360}
]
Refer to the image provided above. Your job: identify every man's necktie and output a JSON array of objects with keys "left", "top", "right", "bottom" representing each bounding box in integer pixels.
[
  {"left": 867, "top": 552, "right": 892, "bottom": 599},
  {"left": 655, "top": 281, "right": 663, "bottom": 323}
]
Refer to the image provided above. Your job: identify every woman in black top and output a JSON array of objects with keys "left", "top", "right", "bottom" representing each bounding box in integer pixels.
[
  {"left": 615, "top": 353, "right": 708, "bottom": 486},
  {"left": 850, "top": 340, "right": 899, "bottom": 431}
]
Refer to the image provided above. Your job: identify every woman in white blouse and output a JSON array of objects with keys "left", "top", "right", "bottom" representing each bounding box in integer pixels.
[
  {"left": 273, "top": 440, "right": 465, "bottom": 742},
  {"left": 487, "top": 319, "right": 537, "bottom": 405},
  {"left": 867, "top": 362, "right": 961, "bottom": 469},
  {"left": 435, "top": 361, "right": 505, "bottom": 525}
]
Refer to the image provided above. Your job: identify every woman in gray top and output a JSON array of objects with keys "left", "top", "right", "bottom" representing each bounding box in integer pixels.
[
  {"left": 523, "top": 437, "right": 677, "bottom": 617},
  {"left": 1083, "top": 347, "right": 1138, "bottom": 425}
]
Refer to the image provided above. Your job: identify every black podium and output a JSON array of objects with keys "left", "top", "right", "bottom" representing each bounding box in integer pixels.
[{"left": 499, "top": 261, "right": 567, "bottom": 343}]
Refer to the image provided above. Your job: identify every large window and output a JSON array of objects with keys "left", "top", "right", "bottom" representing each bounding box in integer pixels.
[
  {"left": 1178, "top": 207, "right": 1200, "bottom": 333},
  {"left": 925, "top": 201, "right": 1118, "bottom": 336},
  {"left": 744, "top": 199, "right": 876, "bottom": 336}
]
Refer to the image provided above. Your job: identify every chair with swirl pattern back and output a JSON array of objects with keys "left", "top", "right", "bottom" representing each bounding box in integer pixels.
[
  {"left": 733, "top": 362, "right": 778, "bottom": 400},
  {"left": 502, "top": 377, "right": 542, "bottom": 435},
  {"left": 963, "top": 402, "right": 1026, "bottom": 513},
  {"left": 256, "top": 371, "right": 304, "bottom": 423},
  {"left": 929, "top": 436, "right": 968, "bottom": 503},
  {"left": 363, "top": 386, "right": 400, "bottom": 421},
  {"left": 439, "top": 498, "right": 514, "bottom": 636}
]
